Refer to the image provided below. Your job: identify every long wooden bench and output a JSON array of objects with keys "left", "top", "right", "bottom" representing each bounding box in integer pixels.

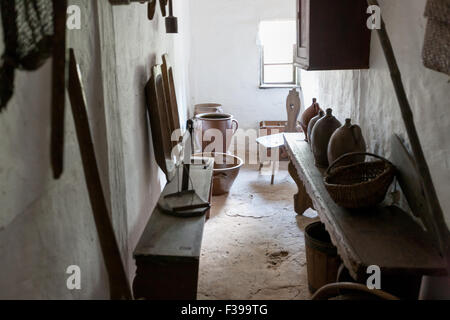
[
  {"left": 132, "top": 158, "right": 213, "bottom": 300},
  {"left": 284, "top": 133, "right": 447, "bottom": 285}
]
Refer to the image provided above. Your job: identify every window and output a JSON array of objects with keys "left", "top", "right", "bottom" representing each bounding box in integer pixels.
[{"left": 259, "top": 20, "right": 298, "bottom": 88}]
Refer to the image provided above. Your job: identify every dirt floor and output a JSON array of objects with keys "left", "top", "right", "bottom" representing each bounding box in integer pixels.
[{"left": 198, "top": 162, "right": 319, "bottom": 300}]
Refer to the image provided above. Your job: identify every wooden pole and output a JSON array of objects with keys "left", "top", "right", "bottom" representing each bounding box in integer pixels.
[
  {"left": 50, "top": 0, "right": 68, "bottom": 179},
  {"left": 68, "top": 49, "right": 132, "bottom": 299},
  {"left": 367, "top": 0, "right": 449, "bottom": 271}
]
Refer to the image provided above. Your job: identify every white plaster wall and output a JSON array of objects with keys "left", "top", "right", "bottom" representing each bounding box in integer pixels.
[
  {"left": 189, "top": 0, "right": 297, "bottom": 129},
  {"left": 111, "top": 1, "right": 191, "bottom": 279},
  {"left": 0, "top": 0, "right": 191, "bottom": 298},
  {"left": 300, "top": 0, "right": 450, "bottom": 228},
  {"left": 0, "top": 0, "right": 111, "bottom": 299}
]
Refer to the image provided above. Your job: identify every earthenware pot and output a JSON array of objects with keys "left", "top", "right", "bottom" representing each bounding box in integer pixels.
[
  {"left": 196, "top": 113, "right": 239, "bottom": 153},
  {"left": 327, "top": 119, "right": 366, "bottom": 167},
  {"left": 311, "top": 108, "right": 341, "bottom": 168},
  {"left": 300, "top": 98, "right": 322, "bottom": 141},
  {"left": 194, "top": 152, "right": 243, "bottom": 196},
  {"left": 194, "top": 103, "right": 224, "bottom": 116},
  {"left": 307, "top": 110, "right": 325, "bottom": 148}
]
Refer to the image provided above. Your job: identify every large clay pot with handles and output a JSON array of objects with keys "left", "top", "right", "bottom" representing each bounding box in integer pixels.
[
  {"left": 311, "top": 108, "right": 341, "bottom": 168},
  {"left": 327, "top": 119, "right": 366, "bottom": 167},
  {"left": 307, "top": 110, "right": 325, "bottom": 148},
  {"left": 300, "top": 98, "right": 322, "bottom": 142},
  {"left": 196, "top": 113, "right": 239, "bottom": 154}
]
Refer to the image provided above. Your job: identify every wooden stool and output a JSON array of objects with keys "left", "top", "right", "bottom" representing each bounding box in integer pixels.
[{"left": 256, "top": 133, "right": 285, "bottom": 185}]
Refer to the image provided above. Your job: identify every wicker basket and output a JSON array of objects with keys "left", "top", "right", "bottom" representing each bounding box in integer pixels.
[{"left": 324, "top": 152, "right": 396, "bottom": 209}]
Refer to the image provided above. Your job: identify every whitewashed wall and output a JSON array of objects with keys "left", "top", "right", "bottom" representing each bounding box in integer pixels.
[
  {"left": 188, "top": 0, "right": 297, "bottom": 129},
  {"left": 112, "top": 0, "right": 191, "bottom": 279},
  {"left": 0, "top": 0, "right": 191, "bottom": 298},
  {"left": 301, "top": 0, "right": 450, "bottom": 228}
]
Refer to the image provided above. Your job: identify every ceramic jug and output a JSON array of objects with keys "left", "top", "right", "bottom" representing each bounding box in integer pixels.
[
  {"left": 307, "top": 110, "right": 325, "bottom": 148},
  {"left": 193, "top": 104, "right": 224, "bottom": 152},
  {"left": 300, "top": 98, "right": 322, "bottom": 142},
  {"left": 327, "top": 119, "right": 366, "bottom": 167},
  {"left": 196, "top": 113, "right": 239, "bottom": 154},
  {"left": 311, "top": 108, "right": 341, "bottom": 168}
]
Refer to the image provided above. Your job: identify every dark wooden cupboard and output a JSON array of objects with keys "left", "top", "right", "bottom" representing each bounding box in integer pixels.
[{"left": 295, "top": 0, "right": 371, "bottom": 70}]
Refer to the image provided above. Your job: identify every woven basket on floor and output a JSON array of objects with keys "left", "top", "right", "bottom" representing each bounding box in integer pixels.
[{"left": 324, "top": 152, "right": 396, "bottom": 209}]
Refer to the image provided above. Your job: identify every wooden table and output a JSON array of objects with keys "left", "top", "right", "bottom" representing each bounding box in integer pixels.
[
  {"left": 133, "top": 158, "right": 214, "bottom": 300},
  {"left": 284, "top": 133, "right": 447, "bottom": 281}
]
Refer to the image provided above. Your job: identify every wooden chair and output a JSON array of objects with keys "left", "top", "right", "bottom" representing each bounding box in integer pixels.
[
  {"left": 285, "top": 88, "right": 301, "bottom": 133},
  {"left": 256, "top": 89, "right": 302, "bottom": 184}
]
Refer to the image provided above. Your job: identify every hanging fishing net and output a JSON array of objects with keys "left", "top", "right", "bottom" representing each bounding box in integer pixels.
[{"left": 0, "top": 0, "right": 54, "bottom": 111}]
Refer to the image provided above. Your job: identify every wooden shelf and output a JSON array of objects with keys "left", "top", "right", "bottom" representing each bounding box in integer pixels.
[{"left": 284, "top": 133, "right": 447, "bottom": 280}]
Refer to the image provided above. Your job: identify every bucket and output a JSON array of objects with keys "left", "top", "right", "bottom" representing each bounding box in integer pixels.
[{"left": 305, "top": 221, "right": 341, "bottom": 293}]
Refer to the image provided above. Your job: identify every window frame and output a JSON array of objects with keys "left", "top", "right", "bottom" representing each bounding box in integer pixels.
[{"left": 258, "top": 21, "right": 300, "bottom": 89}]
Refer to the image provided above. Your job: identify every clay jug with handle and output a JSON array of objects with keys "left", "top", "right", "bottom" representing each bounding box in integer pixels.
[
  {"left": 311, "top": 108, "right": 341, "bottom": 168},
  {"left": 327, "top": 119, "right": 366, "bottom": 167},
  {"left": 300, "top": 98, "right": 322, "bottom": 142},
  {"left": 196, "top": 113, "right": 239, "bottom": 154},
  {"left": 307, "top": 110, "right": 325, "bottom": 148}
]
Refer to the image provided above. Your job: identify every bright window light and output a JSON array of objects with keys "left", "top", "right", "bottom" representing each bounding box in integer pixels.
[{"left": 259, "top": 20, "right": 297, "bottom": 86}]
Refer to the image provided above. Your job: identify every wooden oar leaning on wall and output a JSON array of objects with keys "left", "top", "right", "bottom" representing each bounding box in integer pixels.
[
  {"left": 68, "top": 49, "right": 132, "bottom": 300},
  {"left": 366, "top": 0, "right": 450, "bottom": 272}
]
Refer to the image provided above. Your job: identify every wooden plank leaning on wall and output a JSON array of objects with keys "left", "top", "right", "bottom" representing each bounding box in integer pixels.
[{"left": 68, "top": 49, "right": 132, "bottom": 300}]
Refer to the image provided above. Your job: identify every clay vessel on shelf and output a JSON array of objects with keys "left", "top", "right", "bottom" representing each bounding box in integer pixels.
[
  {"left": 327, "top": 119, "right": 366, "bottom": 167},
  {"left": 307, "top": 110, "right": 325, "bottom": 148},
  {"left": 300, "top": 98, "right": 322, "bottom": 142},
  {"left": 311, "top": 108, "right": 341, "bottom": 168},
  {"left": 194, "top": 103, "right": 224, "bottom": 116},
  {"left": 195, "top": 113, "right": 239, "bottom": 154}
]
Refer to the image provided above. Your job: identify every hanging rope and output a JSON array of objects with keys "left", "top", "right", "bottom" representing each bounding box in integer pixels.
[{"left": 0, "top": 0, "right": 54, "bottom": 111}]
